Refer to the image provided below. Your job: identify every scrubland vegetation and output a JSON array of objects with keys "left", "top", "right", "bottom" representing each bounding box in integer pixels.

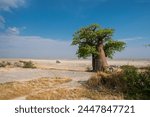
[
  {"left": 86, "top": 65, "right": 150, "bottom": 99},
  {"left": 0, "top": 61, "right": 36, "bottom": 68},
  {"left": 0, "top": 61, "right": 11, "bottom": 67}
]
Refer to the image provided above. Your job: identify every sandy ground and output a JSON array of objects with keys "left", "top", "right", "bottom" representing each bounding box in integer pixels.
[
  {"left": 0, "top": 59, "right": 150, "bottom": 83},
  {"left": 0, "top": 59, "right": 150, "bottom": 100},
  {"left": 0, "top": 68, "right": 93, "bottom": 83}
]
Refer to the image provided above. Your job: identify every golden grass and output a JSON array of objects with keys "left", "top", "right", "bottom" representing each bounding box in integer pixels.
[
  {"left": 27, "top": 87, "right": 86, "bottom": 100},
  {"left": 27, "top": 72, "right": 124, "bottom": 100},
  {"left": 26, "top": 86, "right": 123, "bottom": 100},
  {"left": 0, "top": 77, "right": 72, "bottom": 100},
  {"left": 0, "top": 72, "right": 125, "bottom": 100},
  {"left": 88, "top": 72, "right": 124, "bottom": 89}
]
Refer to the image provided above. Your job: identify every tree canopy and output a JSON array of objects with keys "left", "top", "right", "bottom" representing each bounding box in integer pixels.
[{"left": 72, "top": 24, "right": 126, "bottom": 59}]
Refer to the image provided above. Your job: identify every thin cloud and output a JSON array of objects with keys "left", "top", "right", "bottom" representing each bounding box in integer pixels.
[
  {"left": 6, "top": 27, "right": 20, "bottom": 35},
  {"left": 119, "top": 37, "right": 143, "bottom": 41},
  {"left": 114, "top": 46, "right": 150, "bottom": 59},
  {"left": 0, "top": 0, "right": 25, "bottom": 11},
  {"left": 0, "top": 34, "right": 149, "bottom": 59},
  {"left": 0, "top": 34, "right": 77, "bottom": 59},
  {"left": 0, "top": 0, "right": 26, "bottom": 34}
]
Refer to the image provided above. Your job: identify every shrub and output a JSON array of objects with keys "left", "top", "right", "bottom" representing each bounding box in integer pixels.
[
  {"left": 14, "top": 62, "right": 24, "bottom": 67},
  {"left": 0, "top": 61, "right": 11, "bottom": 67},
  {"left": 22, "top": 61, "right": 36, "bottom": 68},
  {"left": 121, "top": 65, "right": 139, "bottom": 91},
  {"left": 121, "top": 65, "right": 138, "bottom": 74},
  {"left": 121, "top": 65, "right": 150, "bottom": 99},
  {"left": 0, "top": 61, "right": 6, "bottom": 67},
  {"left": 86, "top": 65, "right": 150, "bottom": 99}
]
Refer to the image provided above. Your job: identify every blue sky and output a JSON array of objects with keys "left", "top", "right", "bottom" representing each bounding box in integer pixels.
[{"left": 0, "top": 0, "right": 150, "bottom": 59}]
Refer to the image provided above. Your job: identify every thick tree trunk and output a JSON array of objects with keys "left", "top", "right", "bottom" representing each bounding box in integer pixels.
[
  {"left": 92, "top": 54, "right": 96, "bottom": 71},
  {"left": 94, "top": 56, "right": 100, "bottom": 71},
  {"left": 94, "top": 41, "right": 108, "bottom": 71},
  {"left": 98, "top": 41, "right": 108, "bottom": 71}
]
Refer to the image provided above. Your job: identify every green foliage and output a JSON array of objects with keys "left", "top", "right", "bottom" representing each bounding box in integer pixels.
[
  {"left": 96, "top": 28, "right": 114, "bottom": 42},
  {"left": 72, "top": 24, "right": 99, "bottom": 58},
  {"left": 137, "top": 67, "right": 150, "bottom": 99},
  {"left": 72, "top": 24, "right": 126, "bottom": 59},
  {"left": 120, "top": 65, "right": 138, "bottom": 80},
  {"left": 72, "top": 24, "right": 99, "bottom": 46},
  {"left": 104, "top": 40, "right": 126, "bottom": 58},
  {"left": 121, "top": 65, "right": 150, "bottom": 99},
  {"left": 77, "top": 44, "right": 98, "bottom": 58}
]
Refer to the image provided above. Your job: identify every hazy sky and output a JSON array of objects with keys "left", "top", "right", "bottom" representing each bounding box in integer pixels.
[{"left": 0, "top": 0, "right": 150, "bottom": 59}]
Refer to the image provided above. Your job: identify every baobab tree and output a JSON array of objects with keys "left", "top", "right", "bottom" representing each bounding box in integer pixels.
[{"left": 72, "top": 24, "right": 126, "bottom": 71}]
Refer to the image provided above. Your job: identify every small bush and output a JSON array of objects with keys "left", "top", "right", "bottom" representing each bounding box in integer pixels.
[
  {"left": 0, "top": 61, "right": 11, "bottom": 67},
  {"left": 121, "top": 65, "right": 139, "bottom": 91},
  {"left": 14, "top": 62, "right": 24, "bottom": 67},
  {"left": 0, "top": 61, "right": 36, "bottom": 68},
  {"left": 22, "top": 61, "right": 36, "bottom": 68},
  {"left": 121, "top": 65, "right": 137, "bottom": 73},
  {"left": 0, "top": 61, "right": 6, "bottom": 67},
  {"left": 119, "top": 65, "right": 150, "bottom": 99}
]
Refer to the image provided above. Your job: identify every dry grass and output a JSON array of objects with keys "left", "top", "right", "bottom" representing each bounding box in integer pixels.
[
  {"left": 0, "top": 77, "right": 72, "bottom": 100},
  {"left": 84, "top": 72, "right": 124, "bottom": 99},
  {"left": 86, "top": 72, "right": 124, "bottom": 90},
  {"left": 27, "top": 87, "right": 87, "bottom": 100},
  {"left": 27, "top": 72, "right": 124, "bottom": 100},
  {"left": 0, "top": 72, "right": 124, "bottom": 100},
  {"left": 0, "top": 71, "right": 125, "bottom": 100},
  {"left": 26, "top": 86, "right": 123, "bottom": 100}
]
